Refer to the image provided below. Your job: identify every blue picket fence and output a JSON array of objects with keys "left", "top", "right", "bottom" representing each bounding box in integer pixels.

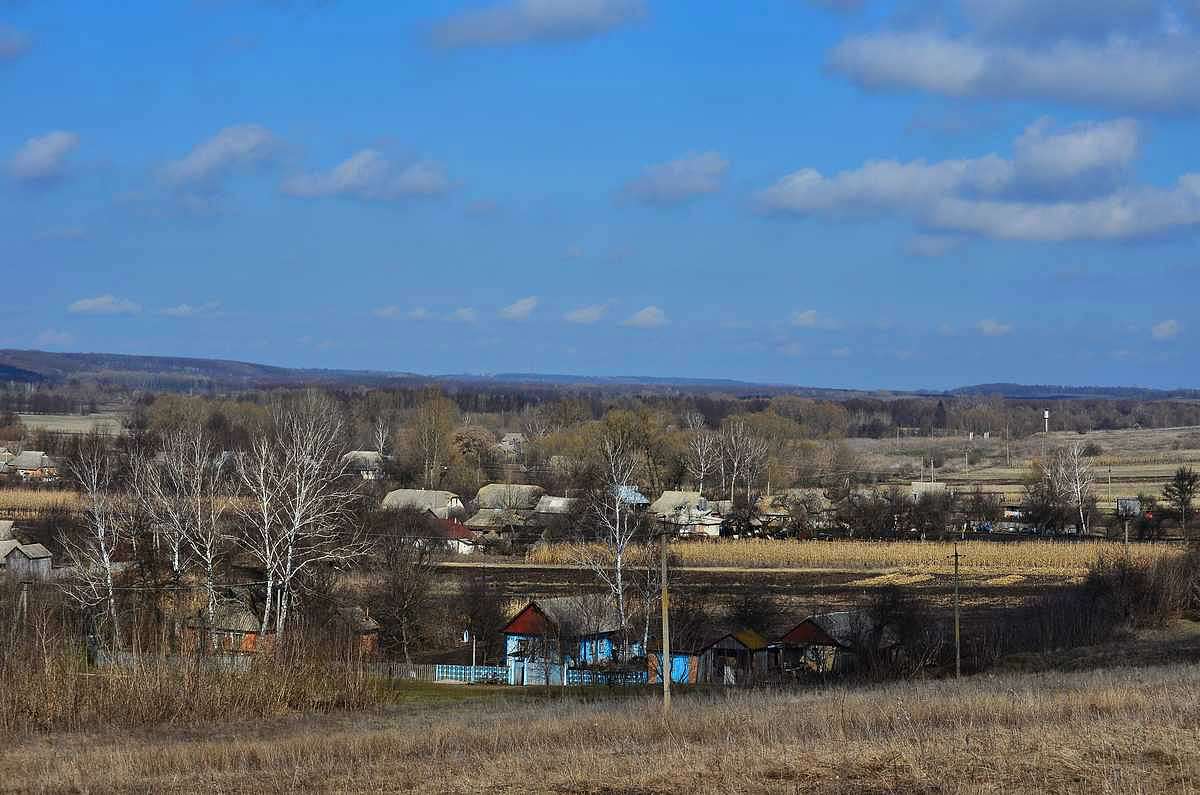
[
  {"left": 434, "top": 664, "right": 507, "bottom": 683},
  {"left": 566, "top": 669, "right": 648, "bottom": 686}
]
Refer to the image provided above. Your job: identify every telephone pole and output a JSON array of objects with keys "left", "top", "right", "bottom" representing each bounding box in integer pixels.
[
  {"left": 950, "top": 543, "right": 962, "bottom": 678},
  {"left": 660, "top": 528, "right": 672, "bottom": 710}
]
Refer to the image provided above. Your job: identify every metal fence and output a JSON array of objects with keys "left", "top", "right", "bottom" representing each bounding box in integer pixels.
[{"left": 365, "top": 661, "right": 507, "bottom": 683}]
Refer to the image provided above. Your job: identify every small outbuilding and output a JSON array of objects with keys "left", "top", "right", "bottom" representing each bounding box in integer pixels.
[
  {"left": 695, "top": 628, "right": 770, "bottom": 685},
  {"left": 0, "top": 540, "right": 52, "bottom": 579}
]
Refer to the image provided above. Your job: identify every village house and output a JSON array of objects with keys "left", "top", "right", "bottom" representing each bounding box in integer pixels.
[
  {"left": 0, "top": 540, "right": 52, "bottom": 579},
  {"left": 466, "top": 484, "right": 546, "bottom": 541},
  {"left": 341, "top": 450, "right": 384, "bottom": 480},
  {"left": 648, "top": 491, "right": 723, "bottom": 538},
  {"left": 183, "top": 602, "right": 270, "bottom": 655},
  {"left": 420, "top": 517, "right": 479, "bottom": 555},
  {"left": 333, "top": 606, "right": 381, "bottom": 655},
  {"left": 501, "top": 596, "right": 645, "bottom": 686},
  {"left": 382, "top": 488, "right": 463, "bottom": 519},
  {"left": 4, "top": 451, "right": 58, "bottom": 483}
]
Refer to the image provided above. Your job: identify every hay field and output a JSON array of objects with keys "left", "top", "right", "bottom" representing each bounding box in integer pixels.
[
  {"left": 16, "top": 413, "right": 124, "bottom": 436},
  {"left": 0, "top": 488, "right": 81, "bottom": 513},
  {"left": 529, "top": 538, "right": 1180, "bottom": 575},
  {"left": 4, "top": 663, "right": 1197, "bottom": 793}
]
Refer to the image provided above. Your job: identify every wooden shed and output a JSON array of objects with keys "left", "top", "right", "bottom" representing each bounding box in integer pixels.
[
  {"left": 0, "top": 541, "right": 51, "bottom": 579},
  {"left": 772, "top": 611, "right": 899, "bottom": 675},
  {"left": 334, "top": 606, "right": 381, "bottom": 655},
  {"left": 696, "top": 629, "right": 769, "bottom": 685}
]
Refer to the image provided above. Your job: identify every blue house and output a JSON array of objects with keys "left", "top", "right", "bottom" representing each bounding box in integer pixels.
[{"left": 501, "top": 596, "right": 645, "bottom": 686}]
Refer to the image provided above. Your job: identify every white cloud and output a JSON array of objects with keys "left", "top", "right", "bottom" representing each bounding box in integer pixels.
[
  {"left": 450, "top": 307, "right": 478, "bottom": 322},
  {"left": 34, "top": 329, "right": 72, "bottom": 348},
  {"left": 163, "top": 124, "right": 277, "bottom": 187},
  {"left": 0, "top": 25, "right": 30, "bottom": 62},
  {"left": 1152, "top": 319, "right": 1180, "bottom": 339},
  {"left": 830, "top": 346, "right": 852, "bottom": 358},
  {"left": 564, "top": 304, "right": 607, "bottom": 324},
  {"left": 160, "top": 301, "right": 220, "bottom": 318},
  {"left": 961, "top": 0, "right": 1161, "bottom": 41},
  {"left": 978, "top": 319, "right": 1012, "bottom": 336},
  {"left": 432, "top": 0, "right": 645, "bottom": 48},
  {"left": 624, "top": 151, "right": 729, "bottom": 205},
  {"left": 758, "top": 119, "right": 1200, "bottom": 242},
  {"left": 282, "top": 149, "right": 450, "bottom": 201},
  {"left": 790, "top": 309, "right": 820, "bottom": 327},
  {"left": 8, "top": 131, "right": 79, "bottom": 183},
  {"left": 499, "top": 296, "right": 538, "bottom": 320},
  {"left": 622, "top": 305, "right": 668, "bottom": 328},
  {"left": 904, "top": 234, "right": 960, "bottom": 257},
  {"left": 374, "top": 305, "right": 402, "bottom": 318},
  {"left": 67, "top": 295, "right": 141, "bottom": 316},
  {"left": 408, "top": 307, "right": 432, "bottom": 321},
  {"left": 829, "top": 30, "right": 1200, "bottom": 113}
]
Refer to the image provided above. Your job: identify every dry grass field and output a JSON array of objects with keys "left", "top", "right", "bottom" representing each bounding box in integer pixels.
[
  {"left": 3, "top": 663, "right": 1198, "bottom": 793},
  {"left": 529, "top": 539, "right": 1182, "bottom": 575},
  {"left": 16, "top": 413, "right": 124, "bottom": 435},
  {"left": 0, "top": 487, "right": 81, "bottom": 513}
]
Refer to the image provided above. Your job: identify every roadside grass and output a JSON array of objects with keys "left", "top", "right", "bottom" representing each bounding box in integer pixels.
[
  {"left": 4, "top": 663, "right": 1198, "bottom": 793},
  {"left": 529, "top": 539, "right": 1183, "bottom": 575}
]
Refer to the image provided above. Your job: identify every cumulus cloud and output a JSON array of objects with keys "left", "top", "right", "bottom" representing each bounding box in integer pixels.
[
  {"left": 0, "top": 25, "right": 29, "bottom": 62},
  {"left": 960, "top": 0, "right": 1160, "bottom": 42},
  {"left": 68, "top": 295, "right": 141, "bottom": 316},
  {"left": 450, "top": 307, "right": 477, "bottom": 322},
  {"left": 564, "top": 304, "right": 607, "bottom": 324},
  {"left": 829, "top": 30, "right": 1200, "bottom": 113},
  {"left": 757, "top": 118, "right": 1200, "bottom": 242},
  {"left": 622, "top": 305, "right": 668, "bottom": 328},
  {"left": 978, "top": 319, "right": 1012, "bottom": 336},
  {"left": 500, "top": 296, "right": 538, "bottom": 320},
  {"left": 432, "top": 0, "right": 645, "bottom": 48},
  {"left": 163, "top": 124, "right": 277, "bottom": 187},
  {"left": 1152, "top": 319, "right": 1181, "bottom": 339},
  {"left": 624, "top": 151, "right": 729, "bottom": 205},
  {"left": 160, "top": 301, "right": 220, "bottom": 318},
  {"left": 7, "top": 131, "right": 79, "bottom": 184},
  {"left": 282, "top": 150, "right": 450, "bottom": 201}
]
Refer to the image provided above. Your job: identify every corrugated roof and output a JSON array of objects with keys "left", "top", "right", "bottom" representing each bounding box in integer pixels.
[
  {"left": 464, "top": 508, "right": 535, "bottom": 529},
  {"left": 382, "top": 489, "right": 460, "bottom": 513},
  {"left": 342, "top": 450, "right": 384, "bottom": 470},
  {"left": 8, "top": 451, "right": 54, "bottom": 470},
  {"left": 502, "top": 596, "right": 623, "bottom": 638},
  {"left": 16, "top": 543, "right": 51, "bottom": 560},
  {"left": 698, "top": 628, "right": 768, "bottom": 653},
  {"left": 648, "top": 490, "right": 707, "bottom": 516}
]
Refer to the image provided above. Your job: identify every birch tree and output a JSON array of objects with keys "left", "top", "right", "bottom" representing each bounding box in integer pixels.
[
  {"left": 684, "top": 411, "right": 719, "bottom": 496},
  {"left": 722, "top": 419, "right": 750, "bottom": 503},
  {"left": 571, "top": 433, "right": 639, "bottom": 659},
  {"left": 1052, "top": 443, "right": 1095, "bottom": 536},
  {"left": 412, "top": 390, "right": 457, "bottom": 489},
  {"left": 58, "top": 441, "right": 128, "bottom": 651}
]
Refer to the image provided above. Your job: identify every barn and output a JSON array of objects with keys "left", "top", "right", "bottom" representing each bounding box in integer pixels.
[
  {"left": 772, "top": 611, "right": 898, "bottom": 675},
  {"left": 0, "top": 540, "right": 52, "bottom": 579}
]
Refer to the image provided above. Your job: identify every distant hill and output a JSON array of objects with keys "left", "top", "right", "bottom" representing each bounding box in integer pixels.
[
  {"left": 950, "top": 383, "right": 1200, "bottom": 400},
  {"left": 3, "top": 349, "right": 1198, "bottom": 399}
]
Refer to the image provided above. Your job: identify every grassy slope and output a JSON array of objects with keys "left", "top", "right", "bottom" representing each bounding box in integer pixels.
[{"left": 4, "top": 663, "right": 1199, "bottom": 793}]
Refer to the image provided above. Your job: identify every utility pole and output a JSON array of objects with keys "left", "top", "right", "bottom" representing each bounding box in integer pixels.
[
  {"left": 660, "top": 527, "right": 672, "bottom": 711},
  {"left": 950, "top": 543, "right": 962, "bottom": 678}
]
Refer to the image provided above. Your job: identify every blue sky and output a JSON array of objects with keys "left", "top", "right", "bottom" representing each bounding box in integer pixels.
[{"left": 3, "top": 0, "right": 1200, "bottom": 390}]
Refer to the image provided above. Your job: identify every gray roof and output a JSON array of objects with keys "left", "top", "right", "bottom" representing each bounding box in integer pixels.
[
  {"left": 0, "top": 520, "right": 13, "bottom": 541},
  {"left": 800, "top": 611, "right": 900, "bottom": 650},
  {"left": 342, "top": 450, "right": 384, "bottom": 470},
  {"left": 536, "top": 595, "right": 623, "bottom": 636},
  {"left": 464, "top": 508, "right": 536, "bottom": 529},
  {"left": 382, "top": 489, "right": 461, "bottom": 514},
  {"left": 476, "top": 483, "right": 544, "bottom": 510},
  {"left": 0, "top": 540, "right": 50, "bottom": 561},
  {"left": 8, "top": 451, "right": 54, "bottom": 470},
  {"left": 648, "top": 490, "right": 708, "bottom": 516},
  {"left": 535, "top": 495, "right": 579, "bottom": 514},
  {"left": 190, "top": 602, "right": 262, "bottom": 633}
]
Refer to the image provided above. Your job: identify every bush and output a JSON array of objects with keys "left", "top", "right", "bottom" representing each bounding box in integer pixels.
[{"left": 1082, "top": 443, "right": 1104, "bottom": 457}]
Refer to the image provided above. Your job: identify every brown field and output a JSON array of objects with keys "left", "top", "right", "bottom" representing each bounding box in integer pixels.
[
  {"left": 0, "top": 487, "right": 81, "bottom": 513},
  {"left": 528, "top": 539, "right": 1182, "bottom": 575},
  {"left": 3, "top": 662, "right": 1198, "bottom": 793}
]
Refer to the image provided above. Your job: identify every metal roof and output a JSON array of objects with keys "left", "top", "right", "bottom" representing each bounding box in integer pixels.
[{"left": 476, "top": 483, "right": 544, "bottom": 510}]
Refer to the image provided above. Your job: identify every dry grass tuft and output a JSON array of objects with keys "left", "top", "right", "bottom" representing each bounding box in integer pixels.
[{"left": 3, "top": 664, "right": 1198, "bottom": 793}]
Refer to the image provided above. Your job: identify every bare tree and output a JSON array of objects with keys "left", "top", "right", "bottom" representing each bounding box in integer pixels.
[
  {"left": 742, "top": 434, "right": 770, "bottom": 503},
  {"left": 571, "top": 433, "right": 638, "bottom": 658},
  {"left": 372, "top": 412, "right": 394, "bottom": 457},
  {"left": 237, "top": 393, "right": 367, "bottom": 639},
  {"left": 412, "top": 390, "right": 457, "bottom": 489},
  {"left": 1051, "top": 443, "right": 1095, "bottom": 536},
  {"left": 58, "top": 441, "right": 128, "bottom": 651},
  {"left": 684, "top": 412, "right": 719, "bottom": 497},
  {"left": 721, "top": 419, "right": 751, "bottom": 503}
]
